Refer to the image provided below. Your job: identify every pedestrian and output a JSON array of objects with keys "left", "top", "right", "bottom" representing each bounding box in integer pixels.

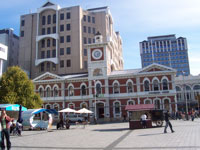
[
  {"left": 0, "top": 110, "right": 14, "bottom": 150},
  {"left": 164, "top": 110, "right": 175, "bottom": 133},
  {"left": 140, "top": 113, "right": 147, "bottom": 128}
]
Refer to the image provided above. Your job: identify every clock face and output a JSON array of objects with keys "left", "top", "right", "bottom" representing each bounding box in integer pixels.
[{"left": 92, "top": 49, "right": 102, "bottom": 60}]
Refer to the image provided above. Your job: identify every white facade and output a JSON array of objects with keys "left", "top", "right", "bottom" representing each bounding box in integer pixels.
[{"left": 0, "top": 43, "right": 8, "bottom": 76}]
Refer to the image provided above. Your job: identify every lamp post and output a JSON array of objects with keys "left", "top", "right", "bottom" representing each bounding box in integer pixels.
[
  {"left": 93, "top": 80, "right": 97, "bottom": 123},
  {"left": 182, "top": 71, "right": 189, "bottom": 120}
]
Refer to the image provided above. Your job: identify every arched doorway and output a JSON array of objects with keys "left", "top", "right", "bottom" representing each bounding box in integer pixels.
[{"left": 96, "top": 102, "right": 105, "bottom": 118}]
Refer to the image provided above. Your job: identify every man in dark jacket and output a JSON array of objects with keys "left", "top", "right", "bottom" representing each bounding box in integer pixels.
[
  {"left": 0, "top": 110, "right": 13, "bottom": 150},
  {"left": 164, "top": 110, "right": 175, "bottom": 133}
]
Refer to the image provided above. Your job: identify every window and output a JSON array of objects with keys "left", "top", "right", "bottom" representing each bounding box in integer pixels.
[
  {"left": 154, "top": 100, "right": 161, "bottom": 109},
  {"left": 88, "top": 38, "right": 91, "bottom": 44},
  {"left": 153, "top": 80, "right": 159, "bottom": 91},
  {"left": 53, "top": 87, "right": 59, "bottom": 97},
  {"left": 47, "top": 27, "right": 51, "bottom": 34},
  {"left": 66, "top": 59, "right": 71, "bottom": 67},
  {"left": 52, "top": 49, "right": 56, "bottom": 58},
  {"left": 127, "top": 82, "right": 133, "bottom": 93},
  {"left": 88, "top": 27, "right": 91, "bottom": 33},
  {"left": 21, "top": 20, "right": 25, "bottom": 26},
  {"left": 84, "top": 37, "right": 87, "bottom": 44},
  {"left": 42, "top": 16, "right": 46, "bottom": 25},
  {"left": 92, "top": 17, "right": 95, "bottom": 23},
  {"left": 46, "top": 87, "right": 51, "bottom": 97},
  {"left": 114, "top": 102, "right": 120, "bottom": 114},
  {"left": 47, "top": 39, "right": 50, "bottom": 47},
  {"left": 113, "top": 83, "right": 120, "bottom": 94},
  {"left": 21, "top": 31, "right": 24, "bottom": 37},
  {"left": 83, "top": 15, "right": 86, "bottom": 21},
  {"left": 60, "top": 13, "right": 64, "bottom": 20},
  {"left": 88, "top": 16, "right": 91, "bottom": 22},
  {"left": 39, "top": 88, "right": 44, "bottom": 97},
  {"left": 84, "top": 61, "right": 87, "bottom": 69},
  {"left": 53, "top": 26, "right": 56, "bottom": 33},
  {"left": 162, "top": 79, "right": 168, "bottom": 90},
  {"left": 128, "top": 100, "right": 134, "bottom": 105},
  {"left": 144, "top": 80, "right": 150, "bottom": 91},
  {"left": 60, "top": 25, "right": 64, "bottom": 32},
  {"left": 66, "top": 24, "right": 70, "bottom": 31},
  {"left": 52, "top": 63, "right": 56, "bottom": 71},
  {"left": 60, "top": 36, "right": 64, "bottom": 43},
  {"left": 68, "top": 86, "right": 74, "bottom": 96},
  {"left": 84, "top": 49, "right": 87, "bottom": 56},
  {"left": 60, "top": 48, "right": 64, "bottom": 55},
  {"left": 47, "top": 50, "right": 50, "bottom": 58},
  {"left": 93, "top": 28, "right": 96, "bottom": 34},
  {"left": 81, "top": 85, "right": 86, "bottom": 96},
  {"left": 83, "top": 26, "right": 86, "bottom": 33},
  {"left": 66, "top": 47, "right": 71, "bottom": 55},
  {"left": 41, "top": 51, "right": 45, "bottom": 59},
  {"left": 47, "top": 62, "right": 50, "bottom": 71},
  {"left": 53, "top": 14, "right": 56, "bottom": 24},
  {"left": 48, "top": 15, "right": 51, "bottom": 24},
  {"left": 41, "top": 63, "right": 44, "bottom": 72},
  {"left": 60, "top": 60, "right": 64, "bottom": 68},
  {"left": 41, "top": 40, "right": 45, "bottom": 48},
  {"left": 66, "top": 12, "right": 71, "bottom": 19},
  {"left": 52, "top": 39, "right": 56, "bottom": 46},
  {"left": 96, "top": 83, "right": 101, "bottom": 95},
  {"left": 66, "top": 35, "right": 71, "bottom": 42}
]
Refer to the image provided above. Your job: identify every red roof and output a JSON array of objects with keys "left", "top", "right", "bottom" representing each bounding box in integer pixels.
[{"left": 125, "top": 104, "right": 154, "bottom": 111}]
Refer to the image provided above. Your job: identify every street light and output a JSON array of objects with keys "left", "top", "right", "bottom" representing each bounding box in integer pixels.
[
  {"left": 182, "top": 71, "right": 189, "bottom": 120},
  {"left": 93, "top": 80, "right": 97, "bottom": 123}
]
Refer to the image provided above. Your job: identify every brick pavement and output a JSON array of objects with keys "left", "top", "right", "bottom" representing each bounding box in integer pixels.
[{"left": 9, "top": 118, "right": 200, "bottom": 150}]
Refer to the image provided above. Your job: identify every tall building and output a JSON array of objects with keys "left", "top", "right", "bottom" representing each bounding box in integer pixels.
[
  {"left": 140, "top": 34, "right": 190, "bottom": 76},
  {"left": 0, "top": 29, "right": 19, "bottom": 70},
  {"left": 0, "top": 43, "right": 8, "bottom": 76},
  {"left": 19, "top": 1, "right": 123, "bottom": 79}
]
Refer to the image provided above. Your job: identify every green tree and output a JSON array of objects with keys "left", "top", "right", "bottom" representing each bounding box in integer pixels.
[{"left": 0, "top": 66, "right": 43, "bottom": 108}]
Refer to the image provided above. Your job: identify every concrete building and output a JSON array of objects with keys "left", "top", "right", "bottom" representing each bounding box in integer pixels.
[
  {"left": 0, "top": 29, "right": 19, "bottom": 70},
  {"left": 0, "top": 43, "right": 8, "bottom": 76},
  {"left": 140, "top": 34, "right": 190, "bottom": 76},
  {"left": 19, "top": 1, "right": 123, "bottom": 79},
  {"left": 33, "top": 33, "right": 177, "bottom": 122}
]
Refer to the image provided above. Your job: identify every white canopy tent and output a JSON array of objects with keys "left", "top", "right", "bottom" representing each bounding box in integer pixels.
[{"left": 76, "top": 108, "right": 93, "bottom": 114}]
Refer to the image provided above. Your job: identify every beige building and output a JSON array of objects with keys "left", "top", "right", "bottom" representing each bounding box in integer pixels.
[{"left": 19, "top": 1, "right": 123, "bottom": 79}]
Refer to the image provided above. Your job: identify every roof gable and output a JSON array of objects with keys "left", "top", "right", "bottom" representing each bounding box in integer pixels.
[
  {"left": 33, "top": 72, "right": 63, "bottom": 82},
  {"left": 139, "top": 63, "right": 176, "bottom": 74},
  {"left": 42, "top": 1, "right": 55, "bottom": 7}
]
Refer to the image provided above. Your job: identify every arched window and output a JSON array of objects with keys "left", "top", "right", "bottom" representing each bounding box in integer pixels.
[
  {"left": 144, "top": 80, "right": 150, "bottom": 91},
  {"left": 153, "top": 80, "right": 159, "bottom": 91},
  {"left": 46, "top": 87, "right": 51, "bottom": 97},
  {"left": 81, "top": 85, "right": 87, "bottom": 96},
  {"left": 114, "top": 102, "right": 120, "bottom": 114},
  {"left": 68, "top": 103, "right": 75, "bottom": 109},
  {"left": 96, "top": 83, "right": 102, "bottom": 95},
  {"left": 144, "top": 99, "right": 152, "bottom": 104},
  {"left": 46, "top": 104, "right": 51, "bottom": 109},
  {"left": 80, "top": 102, "right": 87, "bottom": 108},
  {"left": 185, "top": 85, "right": 191, "bottom": 101},
  {"left": 154, "top": 99, "right": 161, "bottom": 109},
  {"left": 127, "top": 100, "right": 135, "bottom": 105},
  {"left": 163, "top": 99, "right": 170, "bottom": 111},
  {"left": 113, "top": 82, "right": 120, "bottom": 94},
  {"left": 53, "top": 86, "right": 59, "bottom": 97},
  {"left": 127, "top": 82, "right": 133, "bottom": 93},
  {"left": 39, "top": 88, "right": 44, "bottom": 97},
  {"left": 176, "top": 86, "right": 182, "bottom": 101},
  {"left": 68, "top": 86, "right": 74, "bottom": 96},
  {"left": 162, "top": 79, "right": 168, "bottom": 90},
  {"left": 193, "top": 85, "right": 200, "bottom": 97}
]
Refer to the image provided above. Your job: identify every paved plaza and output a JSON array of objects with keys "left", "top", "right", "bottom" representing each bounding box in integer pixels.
[{"left": 10, "top": 119, "right": 200, "bottom": 150}]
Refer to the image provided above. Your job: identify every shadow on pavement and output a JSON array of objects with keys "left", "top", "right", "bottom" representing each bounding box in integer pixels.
[
  {"left": 138, "top": 133, "right": 163, "bottom": 136},
  {"left": 93, "top": 127, "right": 129, "bottom": 132}
]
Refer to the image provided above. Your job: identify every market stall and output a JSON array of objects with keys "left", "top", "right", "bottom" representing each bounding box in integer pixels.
[
  {"left": 22, "top": 108, "right": 58, "bottom": 130},
  {"left": 125, "top": 104, "right": 154, "bottom": 129}
]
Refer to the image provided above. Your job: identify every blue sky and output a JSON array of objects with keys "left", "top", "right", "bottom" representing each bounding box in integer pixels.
[{"left": 1, "top": 0, "right": 200, "bottom": 75}]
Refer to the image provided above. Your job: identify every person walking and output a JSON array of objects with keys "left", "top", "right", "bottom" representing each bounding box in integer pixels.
[
  {"left": 164, "top": 110, "right": 175, "bottom": 133},
  {"left": 0, "top": 110, "right": 13, "bottom": 150},
  {"left": 141, "top": 113, "right": 147, "bottom": 128}
]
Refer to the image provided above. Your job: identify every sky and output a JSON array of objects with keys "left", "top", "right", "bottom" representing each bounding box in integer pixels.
[{"left": 1, "top": 0, "right": 200, "bottom": 75}]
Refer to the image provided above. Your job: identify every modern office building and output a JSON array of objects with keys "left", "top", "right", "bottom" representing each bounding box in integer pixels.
[
  {"left": 0, "top": 43, "right": 8, "bottom": 76},
  {"left": 19, "top": 1, "right": 123, "bottom": 79},
  {"left": 140, "top": 34, "right": 190, "bottom": 76},
  {"left": 0, "top": 29, "right": 19, "bottom": 70}
]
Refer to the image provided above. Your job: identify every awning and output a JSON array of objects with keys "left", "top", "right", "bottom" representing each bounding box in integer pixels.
[
  {"left": 32, "top": 109, "right": 58, "bottom": 115},
  {"left": 125, "top": 104, "right": 154, "bottom": 111},
  {"left": 0, "top": 104, "right": 27, "bottom": 111}
]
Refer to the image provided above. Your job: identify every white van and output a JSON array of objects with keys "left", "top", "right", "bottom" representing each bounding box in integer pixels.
[{"left": 66, "top": 113, "right": 84, "bottom": 123}]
